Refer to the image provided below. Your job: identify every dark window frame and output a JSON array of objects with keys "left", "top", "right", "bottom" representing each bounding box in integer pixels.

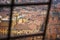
[{"left": 0, "top": 0, "right": 52, "bottom": 40}]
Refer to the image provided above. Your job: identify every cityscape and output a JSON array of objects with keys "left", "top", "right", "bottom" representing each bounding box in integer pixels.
[
  {"left": 0, "top": 0, "right": 11, "bottom": 4},
  {"left": 11, "top": 5, "right": 48, "bottom": 36},
  {"left": 0, "top": 0, "right": 49, "bottom": 4},
  {"left": 0, "top": 7, "right": 10, "bottom": 38},
  {"left": 14, "top": 0, "right": 49, "bottom": 4},
  {"left": 0, "top": 0, "right": 60, "bottom": 40}
]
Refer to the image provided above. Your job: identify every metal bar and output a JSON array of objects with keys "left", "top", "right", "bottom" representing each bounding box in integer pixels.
[
  {"left": 7, "top": 0, "right": 14, "bottom": 40},
  {"left": 42, "top": 0, "right": 52, "bottom": 40},
  {"left": 0, "top": 33, "right": 43, "bottom": 40},
  {"left": 14, "top": 2, "right": 49, "bottom": 6},
  {"left": 0, "top": 2, "right": 49, "bottom": 7}
]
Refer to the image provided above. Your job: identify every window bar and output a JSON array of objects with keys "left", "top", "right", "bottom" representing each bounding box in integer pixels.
[
  {"left": 13, "top": 2, "right": 49, "bottom": 6},
  {"left": 42, "top": 0, "right": 52, "bottom": 40},
  {"left": 7, "top": 0, "right": 14, "bottom": 40},
  {"left": 0, "top": 33, "right": 43, "bottom": 40}
]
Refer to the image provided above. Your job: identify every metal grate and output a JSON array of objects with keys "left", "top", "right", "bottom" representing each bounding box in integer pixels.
[{"left": 0, "top": 0, "right": 52, "bottom": 40}]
